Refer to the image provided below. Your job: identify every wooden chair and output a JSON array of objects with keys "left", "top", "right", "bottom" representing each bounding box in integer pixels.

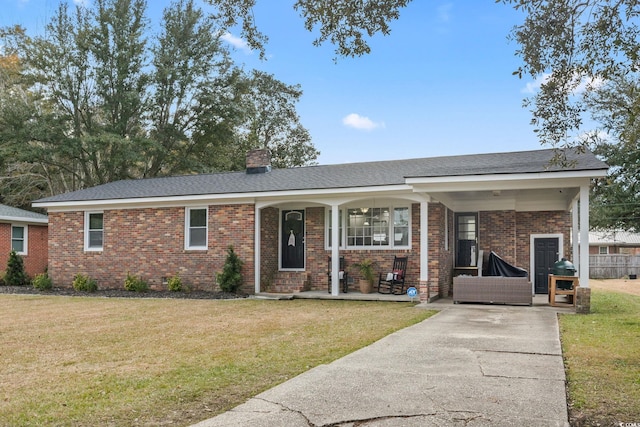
[
  {"left": 377, "top": 256, "right": 408, "bottom": 295},
  {"left": 327, "top": 256, "right": 348, "bottom": 293}
]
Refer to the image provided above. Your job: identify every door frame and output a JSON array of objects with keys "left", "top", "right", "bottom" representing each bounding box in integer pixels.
[
  {"left": 279, "top": 208, "right": 306, "bottom": 271},
  {"left": 529, "top": 233, "right": 564, "bottom": 294}
]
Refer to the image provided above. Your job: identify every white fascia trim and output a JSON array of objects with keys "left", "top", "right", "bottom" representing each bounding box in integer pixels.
[
  {"left": 406, "top": 170, "right": 608, "bottom": 187},
  {"left": 35, "top": 184, "right": 412, "bottom": 212},
  {"left": 0, "top": 216, "right": 48, "bottom": 224}
]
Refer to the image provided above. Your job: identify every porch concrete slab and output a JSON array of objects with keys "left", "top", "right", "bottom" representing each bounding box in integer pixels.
[{"left": 192, "top": 305, "right": 570, "bottom": 427}]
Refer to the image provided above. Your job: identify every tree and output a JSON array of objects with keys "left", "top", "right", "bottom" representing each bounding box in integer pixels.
[
  {"left": 586, "top": 74, "right": 640, "bottom": 231},
  {"left": 500, "top": 0, "right": 640, "bottom": 155},
  {"left": 0, "top": 0, "right": 318, "bottom": 204},
  {"left": 204, "top": 0, "right": 412, "bottom": 59},
  {"left": 4, "top": 250, "right": 28, "bottom": 286}
]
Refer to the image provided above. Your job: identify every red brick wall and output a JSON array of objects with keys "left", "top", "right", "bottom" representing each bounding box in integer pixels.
[
  {"left": 479, "top": 211, "right": 517, "bottom": 264},
  {"left": 260, "top": 207, "right": 279, "bottom": 289},
  {"left": 515, "top": 211, "right": 571, "bottom": 272},
  {"left": 48, "top": 205, "right": 255, "bottom": 292},
  {"left": 0, "top": 223, "right": 48, "bottom": 279}
]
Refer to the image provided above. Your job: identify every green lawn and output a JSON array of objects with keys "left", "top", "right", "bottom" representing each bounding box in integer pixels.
[
  {"left": 560, "top": 290, "right": 640, "bottom": 426},
  {"left": 0, "top": 295, "right": 435, "bottom": 426}
]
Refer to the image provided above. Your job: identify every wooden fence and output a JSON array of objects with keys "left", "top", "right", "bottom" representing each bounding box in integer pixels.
[{"left": 590, "top": 255, "right": 640, "bottom": 279}]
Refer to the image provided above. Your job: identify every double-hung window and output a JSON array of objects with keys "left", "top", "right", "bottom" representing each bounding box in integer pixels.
[
  {"left": 11, "top": 225, "right": 26, "bottom": 254},
  {"left": 327, "top": 205, "right": 410, "bottom": 249},
  {"left": 185, "top": 207, "right": 208, "bottom": 250},
  {"left": 85, "top": 212, "right": 104, "bottom": 251}
]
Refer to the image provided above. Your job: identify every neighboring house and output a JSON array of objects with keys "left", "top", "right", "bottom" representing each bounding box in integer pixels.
[
  {"left": 0, "top": 203, "right": 49, "bottom": 278},
  {"left": 589, "top": 230, "right": 640, "bottom": 255},
  {"left": 33, "top": 148, "right": 608, "bottom": 302}
]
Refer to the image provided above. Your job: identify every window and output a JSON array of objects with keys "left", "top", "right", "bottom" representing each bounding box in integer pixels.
[
  {"left": 599, "top": 246, "right": 609, "bottom": 255},
  {"left": 185, "top": 207, "right": 208, "bottom": 250},
  {"left": 455, "top": 213, "right": 478, "bottom": 267},
  {"left": 11, "top": 225, "right": 26, "bottom": 254},
  {"left": 85, "top": 212, "right": 104, "bottom": 251},
  {"left": 327, "top": 205, "right": 410, "bottom": 249}
]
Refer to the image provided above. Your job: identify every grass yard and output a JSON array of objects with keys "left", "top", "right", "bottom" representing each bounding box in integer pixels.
[
  {"left": 0, "top": 295, "right": 435, "bottom": 426},
  {"left": 560, "top": 289, "right": 640, "bottom": 426}
]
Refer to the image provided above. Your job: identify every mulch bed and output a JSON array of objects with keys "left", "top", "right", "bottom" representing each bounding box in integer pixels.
[{"left": 0, "top": 285, "right": 245, "bottom": 300}]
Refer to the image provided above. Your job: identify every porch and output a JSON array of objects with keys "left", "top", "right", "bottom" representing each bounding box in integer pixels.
[{"left": 253, "top": 291, "right": 576, "bottom": 310}]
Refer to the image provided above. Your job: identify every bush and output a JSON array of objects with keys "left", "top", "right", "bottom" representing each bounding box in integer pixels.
[
  {"left": 72, "top": 274, "right": 98, "bottom": 292},
  {"left": 167, "top": 274, "right": 182, "bottom": 292},
  {"left": 217, "top": 245, "right": 243, "bottom": 293},
  {"left": 32, "top": 272, "right": 53, "bottom": 290},
  {"left": 4, "top": 250, "right": 28, "bottom": 286},
  {"left": 124, "top": 272, "right": 149, "bottom": 292}
]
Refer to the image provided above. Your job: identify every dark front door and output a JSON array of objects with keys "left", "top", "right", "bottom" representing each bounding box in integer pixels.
[
  {"left": 281, "top": 210, "right": 305, "bottom": 269},
  {"left": 534, "top": 238, "right": 559, "bottom": 294}
]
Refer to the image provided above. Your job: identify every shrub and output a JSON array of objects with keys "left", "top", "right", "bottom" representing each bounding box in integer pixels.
[
  {"left": 124, "top": 272, "right": 149, "bottom": 292},
  {"left": 72, "top": 274, "right": 98, "bottom": 292},
  {"left": 217, "top": 245, "right": 243, "bottom": 293},
  {"left": 4, "top": 250, "right": 28, "bottom": 286},
  {"left": 32, "top": 272, "right": 53, "bottom": 291},
  {"left": 167, "top": 274, "right": 182, "bottom": 292}
]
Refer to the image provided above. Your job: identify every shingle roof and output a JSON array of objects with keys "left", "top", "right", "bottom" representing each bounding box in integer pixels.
[
  {"left": 34, "top": 148, "right": 608, "bottom": 204},
  {"left": 0, "top": 203, "right": 48, "bottom": 222}
]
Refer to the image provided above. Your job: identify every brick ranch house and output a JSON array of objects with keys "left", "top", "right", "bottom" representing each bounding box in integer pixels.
[
  {"left": 0, "top": 203, "right": 48, "bottom": 278},
  {"left": 33, "top": 148, "right": 607, "bottom": 302}
]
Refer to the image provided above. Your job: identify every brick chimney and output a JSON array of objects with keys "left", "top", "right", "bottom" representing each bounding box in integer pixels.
[{"left": 246, "top": 148, "right": 272, "bottom": 174}]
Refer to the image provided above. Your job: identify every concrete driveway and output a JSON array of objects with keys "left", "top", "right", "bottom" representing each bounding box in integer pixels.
[{"left": 193, "top": 301, "right": 570, "bottom": 426}]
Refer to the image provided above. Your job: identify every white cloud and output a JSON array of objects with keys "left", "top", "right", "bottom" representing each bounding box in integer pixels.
[
  {"left": 437, "top": 3, "right": 453, "bottom": 22},
  {"left": 73, "top": 0, "right": 90, "bottom": 6},
  {"left": 342, "top": 113, "right": 385, "bottom": 131},
  {"left": 522, "top": 72, "right": 605, "bottom": 95},
  {"left": 220, "top": 32, "right": 252, "bottom": 54}
]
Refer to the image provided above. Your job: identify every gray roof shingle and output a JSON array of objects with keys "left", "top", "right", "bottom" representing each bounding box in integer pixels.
[
  {"left": 0, "top": 203, "right": 48, "bottom": 222},
  {"left": 34, "top": 148, "right": 608, "bottom": 204}
]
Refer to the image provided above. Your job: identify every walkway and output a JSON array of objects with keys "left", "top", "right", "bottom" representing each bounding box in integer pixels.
[{"left": 193, "top": 300, "right": 572, "bottom": 426}]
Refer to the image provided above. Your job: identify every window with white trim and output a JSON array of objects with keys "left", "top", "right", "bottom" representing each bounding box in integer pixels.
[
  {"left": 11, "top": 225, "right": 26, "bottom": 254},
  {"left": 84, "top": 212, "right": 104, "bottom": 251},
  {"left": 598, "top": 246, "right": 609, "bottom": 255},
  {"left": 327, "top": 205, "right": 410, "bottom": 249},
  {"left": 185, "top": 207, "right": 208, "bottom": 250}
]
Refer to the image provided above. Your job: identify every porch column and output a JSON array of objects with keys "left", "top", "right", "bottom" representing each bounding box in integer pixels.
[
  {"left": 572, "top": 198, "right": 579, "bottom": 271},
  {"left": 579, "top": 185, "right": 590, "bottom": 288},
  {"left": 330, "top": 205, "right": 340, "bottom": 296},
  {"left": 254, "top": 204, "right": 261, "bottom": 294},
  {"left": 420, "top": 201, "right": 429, "bottom": 300}
]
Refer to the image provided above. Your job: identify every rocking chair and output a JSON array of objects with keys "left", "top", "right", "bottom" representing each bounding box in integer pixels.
[
  {"left": 377, "top": 256, "right": 408, "bottom": 295},
  {"left": 327, "top": 256, "right": 348, "bottom": 293}
]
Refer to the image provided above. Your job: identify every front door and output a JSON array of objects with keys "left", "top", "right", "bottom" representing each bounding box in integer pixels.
[
  {"left": 281, "top": 210, "right": 305, "bottom": 269},
  {"left": 534, "top": 238, "right": 559, "bottom": 294}
]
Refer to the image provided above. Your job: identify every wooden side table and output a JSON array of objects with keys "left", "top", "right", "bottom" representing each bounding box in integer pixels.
[{"left": 548, "top": 274, "right": 579, "bottom": 307}]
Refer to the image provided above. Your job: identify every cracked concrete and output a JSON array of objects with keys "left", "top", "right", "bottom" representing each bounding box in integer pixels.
[{"left": 192, "top": 303, "right": 570, "bottom": 427}]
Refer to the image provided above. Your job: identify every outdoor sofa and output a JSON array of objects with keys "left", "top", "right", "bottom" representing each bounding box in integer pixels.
[{"left": 453, "top": 276, "right": 533, "bottom": 306}]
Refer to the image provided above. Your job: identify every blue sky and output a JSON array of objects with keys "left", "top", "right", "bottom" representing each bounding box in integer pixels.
[{"left": 1, "top": 0, "right": 549, "bottom": 165}]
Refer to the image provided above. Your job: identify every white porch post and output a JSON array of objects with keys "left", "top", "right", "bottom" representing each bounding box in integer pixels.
[
  {"left": 420, "top": 201, "right": 429, "bottom": 283},
  {"left": 254, "top": 204, "right": 261, "bottom": 294},
  {"left": 572, "top": 198, "right": 579, "bottom": 271},
  {"left": 331, "top": 205, "right": 340, "bottom": 296},
  {"left": 579, "top": 185, "right": 590, "bottom": 288}
]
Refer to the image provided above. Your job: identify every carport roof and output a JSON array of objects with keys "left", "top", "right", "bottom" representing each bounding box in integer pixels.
[{"left": 34, "top": 148, "right": 608, "bottom": 204}]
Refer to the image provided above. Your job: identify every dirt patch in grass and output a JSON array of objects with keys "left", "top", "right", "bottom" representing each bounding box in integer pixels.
[
  {"left": 0, "top": 294, "right": 435, "bottom": 426},
  {"left": 589, "top": 278, "right": 640, "bottom": 296}
]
